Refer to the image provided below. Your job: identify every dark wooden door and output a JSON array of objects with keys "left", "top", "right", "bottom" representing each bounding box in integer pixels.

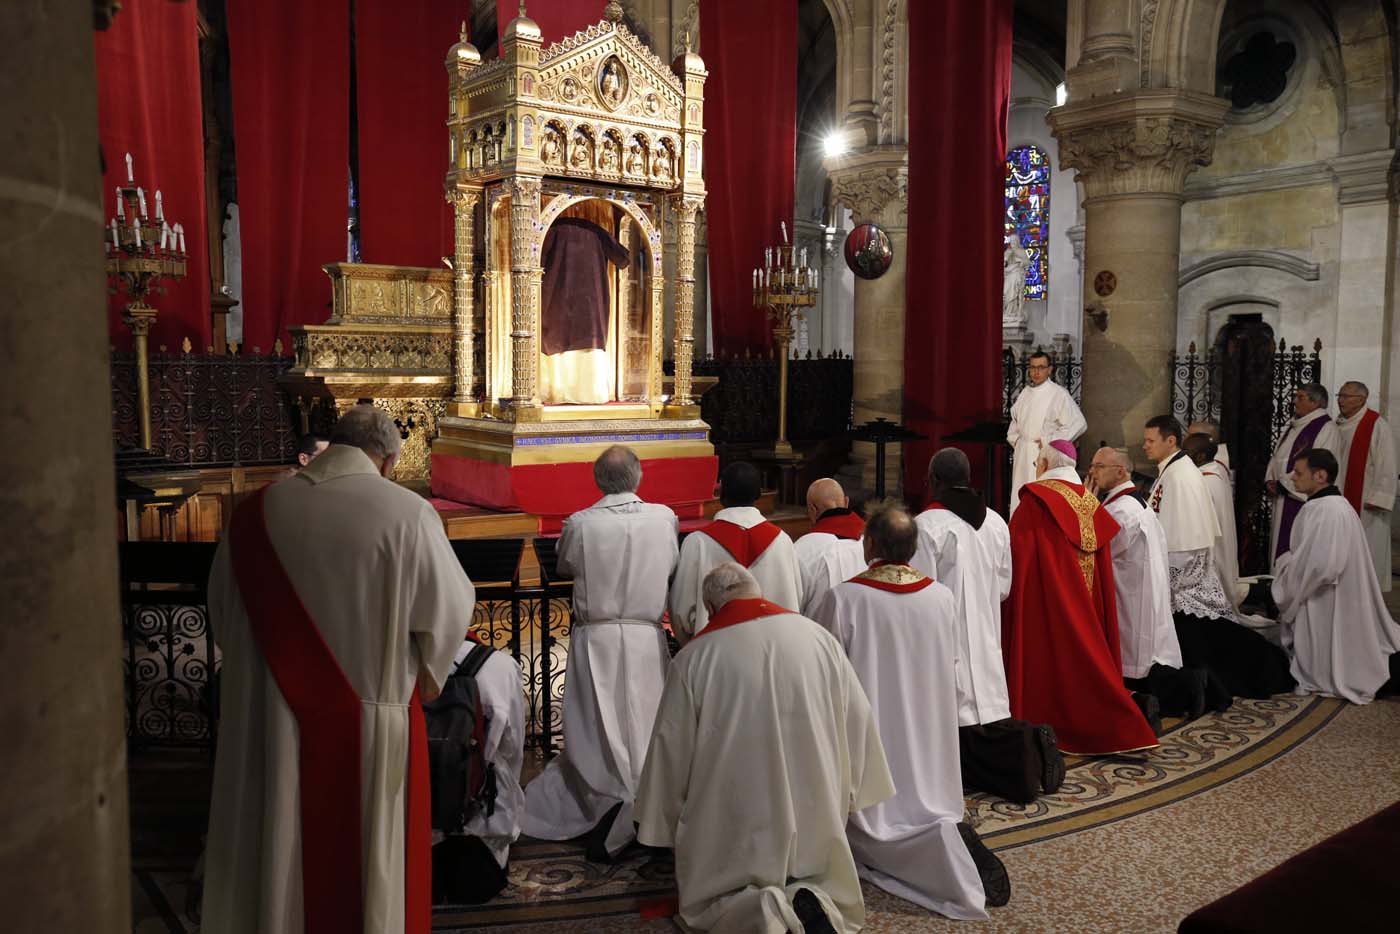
[{"left": 1214, "top": 315, "right": 1276, "bottom": 574}]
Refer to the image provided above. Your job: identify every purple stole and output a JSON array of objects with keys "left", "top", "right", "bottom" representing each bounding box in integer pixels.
[{"left": 1275, "top": 414, "right": 1331, "bottom": 557}]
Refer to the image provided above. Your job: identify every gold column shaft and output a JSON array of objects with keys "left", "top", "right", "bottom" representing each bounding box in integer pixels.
[
  {"left": 123, "top": 304, "right": 158, "bottom": 450},
  {"left": 670, "top": 196, "right": 701, "bottom": 407},
  {"left": 450, "top": 189, "right": 480, "bottom": 411},
  {"left": 509, "top": 177, "right": 542, "bottom": 409},
  {"left": 774, "top": 322, "right": 793, "bottom": 456}
]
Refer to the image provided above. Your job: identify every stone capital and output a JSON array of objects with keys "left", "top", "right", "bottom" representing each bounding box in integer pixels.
[
  {"left": 826, "top": 146, "right": 908, "bottom": 229},
  {"left": 1328, "top": 149, "right": 1397, "bottom": 206},
  {"left": 1048, "top": 90, "right": 1228, "bottom": 200}
]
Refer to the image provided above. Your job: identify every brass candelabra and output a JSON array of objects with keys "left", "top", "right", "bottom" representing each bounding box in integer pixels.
[
  {"left": 752, "top": 226, "right": 819, "bottom": 457},
  {"left": 106, "top": 153, "right": 188, "bottom": 449}
]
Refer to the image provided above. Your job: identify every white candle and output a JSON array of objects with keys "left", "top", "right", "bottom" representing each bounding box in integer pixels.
[
  {"left": 110, "top": 218, "right": 118, "bottom": 245},
  {"left": 155, "top": 190, "right": 163, "bottom": 221},
  {"left": 780, "top": 221, "right": 788, "bottom": 245},
  {"left": 764, "top": 247, "right": 772, "bottom": 269},
  {"left": 115, "top": 189, "right": 124, "bottom": 219},
  {"left": 752, "top": 269, "right": 758, "bottom": 289},
  {"left": 137, "top": 187, "right": 147, "bottom": 217},
  {"left": 134, "top": 223, "right": 142, "bottom": 249},
  {"left": 125, "top": 152, "right": 133, "bottom": 183},
  {"left": 177, "top": 225, "right": 186, "bottom": 254},
  {"left": 159, "top": 225, "right": 168, "bottom": 251}
]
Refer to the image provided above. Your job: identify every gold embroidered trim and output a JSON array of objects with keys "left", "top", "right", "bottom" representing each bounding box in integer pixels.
[
  {"left": 854, "top": 563, "right": 927, "bottom": 586},
  {"left": 1040, "top": 480, "right": 1101, "bottom": 592}
]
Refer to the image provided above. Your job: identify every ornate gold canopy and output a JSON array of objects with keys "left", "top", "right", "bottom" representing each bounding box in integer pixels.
[{"left": 443, "top": 1, "right": 707, "bottom": 422}]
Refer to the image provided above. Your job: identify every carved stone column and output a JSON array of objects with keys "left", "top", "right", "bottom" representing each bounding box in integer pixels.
[
  {"left": 1049, "top": 90, "right": 1227, "bottom": 465},
  {"left": 828, "top": 147, "right": 908, "bottom": 492},
  {"left": 508, "top": 176, "right": 542, "bottom": 413},
  {"left": 669, "top": 194, "right": 702, "bottom": 409},
  {"left": 1, "top": 2, "right": 130, "bottom": 930},
  {"left": 449, "top": 188, "right": 481, "bottom": 415}
]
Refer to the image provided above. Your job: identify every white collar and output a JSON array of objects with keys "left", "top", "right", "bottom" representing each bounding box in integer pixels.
[
  {"left": 714, "top": 505, "right": 767, "bottom": 528},
  {"left": 1038, "top": 465, "right": 1082, "bottom": 485},
  {"left": 1105, "top": 480, "right": 1136, "bottom": 499},
  {"left": 297, "top": 444, "right": 381, "bottom": 485},
  {"left": 1335, "top": 408, "right": 1371, "bottom": 427},
  {"left": 1292, "top": 408, "right": 1329, "bottom": 430},
  {"left": 593, "top": 492, "right": 643, "bottom": 508}
]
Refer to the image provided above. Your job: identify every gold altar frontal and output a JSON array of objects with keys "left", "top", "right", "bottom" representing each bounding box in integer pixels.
[{"left": 280, "top": 4, "right": 715, "bottom": 525}]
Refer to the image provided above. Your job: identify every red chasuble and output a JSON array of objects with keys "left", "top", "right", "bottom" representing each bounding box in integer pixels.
[
  {"left": 697, "top": 518, "right": 782, "bottom": 567},
  {"left": 694, "top": 597, "right": 793, "bottom": 638},
  {"left": 1344, "top": 409, "right": 1380, "bottom": 514},
  {"left": 230, "top": 488, "right": 433, "bottom": 933},
  {"left": 1000, "top": 479, "right": 1158, "bottom": 755}
]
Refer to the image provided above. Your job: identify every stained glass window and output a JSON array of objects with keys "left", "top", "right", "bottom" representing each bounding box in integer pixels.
[{"left": 1005, "top": 145, "right": 1050, "bottom": 301}]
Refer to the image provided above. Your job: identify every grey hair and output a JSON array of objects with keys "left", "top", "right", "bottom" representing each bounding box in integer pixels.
[
  {"left": 329, "top": 404, "right": 402, "bottom": 460},
  {"left": 594, "top": 444, "right": 642, "bottom": 494},
  {"left": 702, "top": 562, "right": 761, "bottom": 611},
  {"left": 928, "top": 447, "right": 971, "bottom": 487},
  {"left": 1039, "top": 443, "right": 1076, "bottom": 471},
  {"left": 1300, "top": 383, "right": 1329, "bottom": 407},
  {"left": 1342, "top": 380, "right": 1370, "bottom": 398},
  {"left": 1097, "top": 446, "right": 1132, "bottom": 470}
]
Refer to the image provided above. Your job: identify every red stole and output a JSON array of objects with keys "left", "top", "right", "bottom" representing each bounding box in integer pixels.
[
  {"left": 694, "top": 597, "right": 793, "bottom": 639},
  {"left": 848, "top": 561, "right": 935, "bottom": 594},
  {"left": 811, "top": 511, "right": 865, "bottom": 541},
  {"left": 698, "top": 518, "right": 782, "bottom": 566},
  {"left": 1344, "top": 409, "right": 1380, "bottom": 514},
  {"left": 230, "top": 488, "right": 432, "bottom": 934},
  {"left": 923, "top": 502, "right": 948, "bottom": 512}
]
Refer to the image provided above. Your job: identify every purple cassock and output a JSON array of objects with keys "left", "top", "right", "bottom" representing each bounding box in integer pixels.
[
  {"left": 1276, "top": 413, "right": 1332, "bottom": 558},
  {"left": 541, "top": 217, "right": 631, "bottom": 357}
]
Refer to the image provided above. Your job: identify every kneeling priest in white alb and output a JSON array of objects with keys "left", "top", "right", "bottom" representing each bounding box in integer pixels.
[
  {"left": 637, "top": 563, "right": 894, "bottom": 934},
  {"left": 522, "top": 446, "right": 679, "bottom": 860},
  {"left": 1272, "top": 448, "right": 1400, "bottom": 704},
  {"left": 795, "top": 478, "right": 867, "bottom": 615},
  {"left": 814, "top": 501, "right": 1008, "bottom": 917},
  {"left": 913, "top": 448, "right": 1062, "bottom": 805},
  {"left": 669, "top": 461, "right": 801, "bottom": 643}
]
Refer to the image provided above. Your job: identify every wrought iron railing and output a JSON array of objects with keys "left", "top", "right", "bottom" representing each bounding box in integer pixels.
[
  {"left": 666, "top": 351, "right": 855, "bottom": 444},
  {"left": 1169, "top": 338, "right": 1323, "bottom": 574},
  {"left": 1002, "top": 344, "right": 1083, "bottom": 420},
  {"left": 111, "top": 348, "right": 305, "bottom": 466}
]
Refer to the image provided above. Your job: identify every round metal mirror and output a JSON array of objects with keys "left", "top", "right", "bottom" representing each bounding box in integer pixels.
[{"left": 843, "top": 222, "right": 893, "bottom": 280}]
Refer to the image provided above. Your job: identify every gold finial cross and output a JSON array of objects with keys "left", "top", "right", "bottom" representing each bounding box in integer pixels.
[{"left": 460, "top": 20, "right": 468, "bottom": 43}]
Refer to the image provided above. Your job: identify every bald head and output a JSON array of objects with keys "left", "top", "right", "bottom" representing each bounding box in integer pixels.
[
  {"left": 1089, "top": 446, "right": 1132, "bottom": 492},
  {"left": 805, "top": 477, "right": 848, "bottom": 519},
  {"left": 863, "top": 499, "right": 918, "bottom": 564}
]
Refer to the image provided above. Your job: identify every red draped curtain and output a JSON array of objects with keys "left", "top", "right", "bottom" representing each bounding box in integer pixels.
[
  {"left": 96, "top": 1, "right": 210, "bottom": 351},
  {"left": 227, "top": 0, "right": 350, "bottom": 352},
  {"left": 496, "top": 1, "right": 597, "bottom": 44},
  {"left": 902, "top": 0, "right": 1014, "bottom": 499},
  {"left": 357, "top": 0, "right": 462, "bottom": 267},
  {"left": 700, "top": 0, "right": 796, "bottom": 356}
]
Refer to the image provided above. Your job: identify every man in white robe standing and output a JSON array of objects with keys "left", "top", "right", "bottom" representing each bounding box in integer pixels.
[
  {"left": 1087, "top": 446, "right": 1206, "bottom": 719},
  {"left": 1334, "top": 381, "right": 1396, "bottom": 592},
  {"left": 1007, "top": 350, "right": 1086, "bottom": 515},
  {"left": 1188, "top": 420, "right": 1232, "bottom": 486},
  {"left": 1144, "top": 415, "right": 1294, "bottom": 701},
  {"left": 813, "top": 501, "right": 1007, "bottom": 917},
  {"left": 913, "top": 448, "right": 1062, "bottom": 805},
  {"left": 795, "top": 478, "right": 867, "bottom": 615},
  {"left": 1267, "top": 384, "right": 1342, "bottom": 565},
  {"left": 637, "top": 564, "right": 894, "bottom": 934},
  {"left": 669, "top": 461, "right": 801, "bottom": 643},
  {"left": 204, "top": 405, "right": 473, "bottom": 934},
  {"left": 1272, "top": 448, "right": 1400, "bottom": 703},
  {"left": 1183, "top": 433, "right": 1248, "bottom": 607},
  {"left": 523, "top": 446, "right": 679, "bottom": 860}
]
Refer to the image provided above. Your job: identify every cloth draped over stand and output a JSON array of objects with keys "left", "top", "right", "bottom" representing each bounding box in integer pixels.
[{"left": 96, "top": 1, "right": 211, "bottom": 351}]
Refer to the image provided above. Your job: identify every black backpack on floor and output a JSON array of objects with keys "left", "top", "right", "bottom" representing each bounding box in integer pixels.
[{"left": 423, "top": 643, "right": 498, "bottom": 834}]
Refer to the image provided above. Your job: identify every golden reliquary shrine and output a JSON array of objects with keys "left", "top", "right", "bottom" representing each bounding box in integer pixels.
[{"left": 281, "top": 2, "right": 716, "bottom": 528}]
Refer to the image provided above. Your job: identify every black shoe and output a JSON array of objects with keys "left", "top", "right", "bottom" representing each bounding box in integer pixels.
[
  {"left": 1131, "top": 691, "right": 1163, "bottom": 736},
  {"left": 792, "top": 887, "right": 837, "bottom": 934},
  {"left": 1184, "top": 668, "right": 1209, "bottom": 720},
  {"left": 584, "top": 801, "right": 625, "bottom": 864},
  {"left": 1034, "top": 724, "right": 1065, "bottom": 795},
  {"left": 958, "top": 822, "right": 1010, "bottom": 908},
  {"left": 1202, "top": 667, "right": 1233, "bottom": 712}
]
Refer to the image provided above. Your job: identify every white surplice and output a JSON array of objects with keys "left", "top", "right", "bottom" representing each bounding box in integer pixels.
[
  {"left": 1006, "top": 380, "right": 1086, "bottom": 515},
  {"left": 795, "top": 530, "right": 867, "bottom": 616},
  {"left": 439, "top": 643, "right": 525, "bottom": 868},
  {"left": 522, "top": 492, "right": 678, "bottom": 854},
  {"left": 636, "top": 611, "right": 894, "bottom": 933},
  {"left": 1336, "top": 408, "right": 1397, "bottom": 593},
  {"left": 668, "top": 506, "right": 801, "bottom": 643},
  {"left": 1199, "top": 461, "right": 1248, "bottom": 607},
  {"left": 1271, "top": 491, "right": 1400, "bottom": 704},
  {"left": 811, "top": 575, "right": 987, "bottom": 920},
  {"left": 1266, "top": 409, "right": 1342, "bottom": 562},
  {"left": 1148, "top": 452, "right": 1220, "bottom": 554},
  {"left": 910, "top": 507, "right": 1013, "bottom": 725},
  {"left": 203, "top": 445, "right": 473, "bottom": 934},
  {"left": 1102, "top": 483, "right": 1184, "bottom": 678}
]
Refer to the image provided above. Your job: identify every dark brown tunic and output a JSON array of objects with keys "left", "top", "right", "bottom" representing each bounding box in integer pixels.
[{"left": 540, "top": 217, "right": 630, "bottom": 356}]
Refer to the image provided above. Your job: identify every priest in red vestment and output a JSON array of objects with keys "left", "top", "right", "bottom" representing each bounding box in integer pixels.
[{"left": 1002, "top": 440, "right": 1159, "bottom": 755}]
